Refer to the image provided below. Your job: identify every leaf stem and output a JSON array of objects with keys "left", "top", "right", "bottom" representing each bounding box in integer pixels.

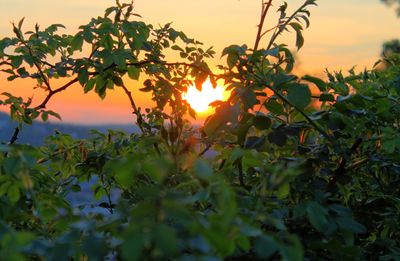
[{"left": 266, "top": 1, "right": 311, "bottom": 50}]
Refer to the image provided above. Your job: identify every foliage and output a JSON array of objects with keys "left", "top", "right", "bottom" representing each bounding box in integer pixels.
[
  {"left": 381, "top": 39, "right": 400, "bottom": 69},
  {"left": 381, "top": 0, "right": 400, "bottom": 15},
  {"left": 383, "top": 39, "right": 400, "bottom": 57},
  {"left": 0, "top": 0, "right": 399, "bottom": 260},
  {"left": 380, "top": 1, "right": 400, "bottom": 69}
]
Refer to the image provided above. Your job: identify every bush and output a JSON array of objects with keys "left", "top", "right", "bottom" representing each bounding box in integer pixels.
[{"left": 0, "top": 1, "right": 399, "bottom": 260}]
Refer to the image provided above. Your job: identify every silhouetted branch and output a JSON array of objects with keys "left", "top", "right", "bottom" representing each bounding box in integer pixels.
[
  {"left": 254, "top": 0, "right": 274, "bottom": 51},
  {"left": 3, "top": 127, "right": 20, "bottom": 157}
]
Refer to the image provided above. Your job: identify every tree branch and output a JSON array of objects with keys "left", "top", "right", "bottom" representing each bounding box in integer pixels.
[
  {"left": 254, "top": 0, "right": 274, "bottom": 51},
  {"left": 120, "top": 82, "right": 161, "bottom": 156},
  {"left": 21, "top": 40, "right": 52, "bottom": 92},
  {"left": 272, "top": 88, "right": 335, "bottom": 145},
  {"left": 4, "top": 58, "right": 218, "bottom": 153},
  {"left": 120, "top": 82, "right": 146, "bottom": 134},
  {"left": 3, "top": 127, "right": 20, "bottom": 157}
]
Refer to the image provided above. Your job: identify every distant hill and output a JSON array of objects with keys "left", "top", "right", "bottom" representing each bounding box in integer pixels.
[{"left": 0, "top": 112, "right": 139, "bottom": 146}]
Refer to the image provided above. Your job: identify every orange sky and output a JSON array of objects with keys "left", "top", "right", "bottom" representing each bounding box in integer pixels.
[{"left": 0, "top": 0, "right": 399, "bottom": 124}]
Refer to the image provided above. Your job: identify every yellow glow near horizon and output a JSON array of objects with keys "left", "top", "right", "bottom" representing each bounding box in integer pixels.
[
  {"left": 0, "top": 0, "right": 398, "bottom": 124},
  {"left": 182, "top": 80, "right": 228, "bottom": 113}
]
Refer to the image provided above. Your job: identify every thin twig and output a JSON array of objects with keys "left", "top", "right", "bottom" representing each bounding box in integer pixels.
[
  {"left": 100, "top": 175, "right": 114, "bottom": 214},
  {"left": 254, "top": 0, "right": 274, "bottom": 51},
  {"left": 198, "top": 143, "right": 212, "bottom": 157},
  {"left": 8, "top": 127, "right": 20, "bottom": 145},
  {"left": 254, "top": 72, "right": 335, "bottom": 145},
  {"left": 120, "top": 82, "right": 146, "bottom": 134},
  {"left": 4, "top": 57, "right": 218, "bottom": 152},
  {"left": 236, "top": 158, "right": 246, "bottom": 187},
  {"left": 120, "top": 82, "right": 161, "bottom": 156},
  {"left": 36, "top": 143, "right": 82, "bottom": 164},
  {"left": 3, "top": 127, "right": 20, "bottom": 157},
  {"left": 21, "top": 40, "right": 52, "bottom": 92},
  {"left": 271, "top": 89, "right": 335, "bottom": 145},
  {"left": 259, "top": 23, "right": 285, "bottom": 39}
]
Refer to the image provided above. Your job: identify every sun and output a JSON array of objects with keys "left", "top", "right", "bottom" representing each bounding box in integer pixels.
[{"left": 182, "top": 80, "right": 228, "bottom": 113}]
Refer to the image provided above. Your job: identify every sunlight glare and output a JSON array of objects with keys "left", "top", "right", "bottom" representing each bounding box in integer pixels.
[{"left": 182, "top": 80, "right": 227, "bottom": 113}]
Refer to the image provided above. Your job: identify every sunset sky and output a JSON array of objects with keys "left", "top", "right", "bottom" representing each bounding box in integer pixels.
[{"left": 0, "top": 0, "right": 399, "bottom": 124}]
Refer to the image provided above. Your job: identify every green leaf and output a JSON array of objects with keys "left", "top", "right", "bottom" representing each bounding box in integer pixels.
[
  {"left": 290, "top": 22, "right": 304, "bottom": 49},
  {"left": 221, "top": 45, "right": 245, "bottom": 69},
  {"left": 7, "top": 75, "right": 18, "bottom": 81},
  {"left": 179, "top": 52, "right": 188, "bottom": 58},
  {"left": 95, "top": 76, "right": 107, "bottom": 99},
  {"left": 78, "top": 68, "right": 89, "bottom": 86},
  {"left": 127, "top": 66, "right": 140, "bottom": 80},
  {"left": 328, "top": 204, "right": 352, "bottom": 217},
  {"left": 84, "top": 78, "right": 95, "bottom": 93},
  {"left": 227, "top": 53, "right": 239, "bottom": 69},
  {"left": 193, "top": 160, "right": 213, "bottom": 180},
  {"left": 41, "top": 111, "right": 48, "bottom": 122},
  {"left": 47, "top": 110, "right": 61, "bottom": 120},
  {"left": 272, "top": 73, "right": 297, "bottom": 90},
  {"left": 336, "top": 217, "right": 366, "bottom": 234},
  {"left": 333, "top": 82, "right": 349, "bottom": 95},
  {"left": 18, "top": 17, "right": 25, "bottom": 29},
  {"left": 71, "top": 34, "right": 84, "bottom": 51},
  {"left": 122, "top": 233, "right": 144, "bottom": 261},
  {"left": 103, "top": 34, "right": 114, "bottom": 50},
  {"left": 221, "top": 44, "right": 241, "bottom": 57},
  {"left": 71, "top": 184, "right": 81, "bottom": 192},
  {"left": 286, "top": 83, "right": 311, "bottom": 109},
  {"left": 238, "top": 88, "right": 259, "bottom": 110},
  {"left": 306, "top": 201, "right": 328, "bottom": 232},
  {"left": 293, "top": 203, "right": 308, "bottom": 218},
  {"left": 280, "top": 235, "right": 304, "bottom": 261},
  {"left": 17, "top": 67, "right": 28, "bottom": 78},
  {"left": 82, "top": 234, "right": 108, "bottom": 259},
  {"left": 327, "top": 113, "right": 346, "bottom": 131},
  {"left": 265, "top": 98, "right": 285, "bottom": 115},
  {"left": 112, "top": 76, "right": 124, "bottom": 87},
  {"left": 142, "top": 158, "right": 169, "bottom": 183},
  {"left": 302, "top": 75, "right": 326, "bottom": 91},
  {"left": 113, "top": 158, "right": 141, "bottom": 189},
  {"left": 254, "top": 235, "right": 278, "bottom": 259},
  {"left": 140, "top": 79, "right": 153, "bottom": 92},
  {"left": 113, "top": 52, "right": 126, "bottom": 68},
  {"left": 11, "top": 56, "right": 23, "bottom": 68},
  {"left": 152, "top": 224, "right": 179, "bottom": 256},
  {"left": 104, "top": 6, "right": 118, "bottom": 17},
  {"left": 8, "top": 184, "right": 20, "bottom": 204},
  {"left": 236, "top": 235, "right": 250, "bottom": 251},
  {"left": 171, "top": 45, "right": 184, "bottom": 52},
  {"left": 319, "top": 93, "right": 335, "bottom": 102}
]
